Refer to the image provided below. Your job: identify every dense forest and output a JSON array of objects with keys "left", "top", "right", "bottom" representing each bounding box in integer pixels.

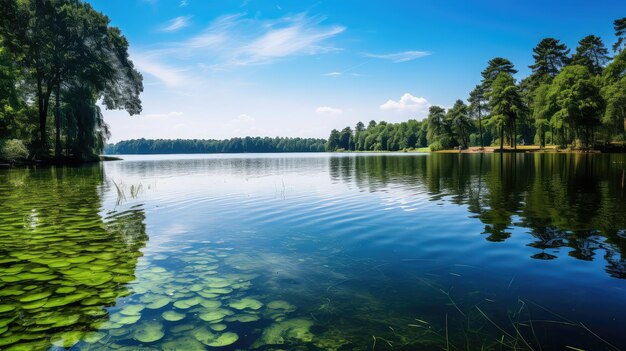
[
  {"left": 105, "top": 137, "right": 327, "bottom": 154},
  {"left": 0, "top": 0, "right": 142, "bottom": 163},
  {"left": 326, "top": 18, "right": 626, "bottom": 152}
]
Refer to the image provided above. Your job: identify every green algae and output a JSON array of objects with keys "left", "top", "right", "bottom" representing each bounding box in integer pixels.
[
  {"left": 267, "top": 300, "right": 296, "bottom": 312},
  {"left": 254, "top": 318, "right": 315, "bottom": 346}
]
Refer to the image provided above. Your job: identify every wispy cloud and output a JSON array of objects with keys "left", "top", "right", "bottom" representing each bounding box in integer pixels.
[
  {"left": 366, "top": 51, "right": 431, "bottom": 63},
  {"left": 180, "top": 0, "right": 189, "bottom": 7},
  {"left": 131, "top": 53, "right": 189, "bottom": 87},
  {"left": 161, "top": 16, "right": 192, "bottom": 32},
  {"left": 134, "top": 13, "right": 345, "bottom": 86},
  {"left": 232, "top": 13, "right": 345, "bottom": 66},
  {"left": 380, "top": 93, "right": 430, "bottom": 114},
  {"left": 324, "top": 72, "right": 342, "bottom": 76},
  {"left": 316, "top": 106, "right": 343, "bottom": 114}
]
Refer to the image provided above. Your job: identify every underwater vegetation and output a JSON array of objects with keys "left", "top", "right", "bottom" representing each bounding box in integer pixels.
[{"left": 1, "top": 153, "right": 626, "bottom": 350}]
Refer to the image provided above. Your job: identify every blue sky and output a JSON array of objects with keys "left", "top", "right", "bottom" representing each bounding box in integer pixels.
[{"left": 88, "top": 0, "right": 626, "bottom": 142}]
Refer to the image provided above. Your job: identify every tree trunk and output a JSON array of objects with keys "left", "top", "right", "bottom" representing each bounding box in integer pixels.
[
  {"left": 478, "top": 110, "right": 484, "bottom": 149},
  {"left": 36, "top": 76, "right": 53, "bottom": 155},
  {"left": 54, "top": 83, "right": 61, "bottom": 158},
  {"left": 37, "top": 77, "right": 46, "bottom": 149},
  {"left": 500, "top": 125, "right": 504, "bottom": 152}
]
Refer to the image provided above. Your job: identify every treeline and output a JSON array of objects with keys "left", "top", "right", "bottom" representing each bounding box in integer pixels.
[
  {"left": 105, "top": 137, "right": 327, "bottom": 154},
  {"left": 327, "top": 18, "right": 626, "bottom": 151},
  {"left": 0, "top": 0, "right": 142, "bottom": 162}
]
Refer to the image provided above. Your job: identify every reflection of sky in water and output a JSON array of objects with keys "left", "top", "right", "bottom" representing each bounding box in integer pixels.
[
  {"left": 4, "top": 154, "right": 626, "bottom": 350},
  {"left": 94, "top": 153, "right": 626, "bottom": 349}
]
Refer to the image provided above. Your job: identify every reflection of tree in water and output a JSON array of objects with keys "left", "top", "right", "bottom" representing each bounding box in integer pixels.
[
  {"left": 0, "top": 166, "right": 147, "bottom": 349},
  {"left": 328, "top": 153, "right": 626, "bottom": 278}
]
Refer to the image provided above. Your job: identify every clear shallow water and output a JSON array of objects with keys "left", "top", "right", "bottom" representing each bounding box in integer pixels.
[{"left": 1, "top": 152, "right": 626, "bottom": 350}]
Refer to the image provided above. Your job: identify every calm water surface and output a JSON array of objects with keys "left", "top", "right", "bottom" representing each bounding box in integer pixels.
[{"left": 1, "top": 153, "right": 625, "bottom": 350}]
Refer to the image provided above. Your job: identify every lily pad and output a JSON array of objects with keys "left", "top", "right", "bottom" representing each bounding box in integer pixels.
[
  {"left": 210, "top": 323, "right": 227, "bottom": 332},
  {"left": 207, "top": 332, "right": 239, "bottom": 347},
  {"left": 198, "top": 308, "right": 233, "bottom": 322},
  {"left": 144, "top": 296, "right": 171, "bottom": 309},
  {"left": 173, "top": 297, "right": 202, "bottom": 309},
  {"left": 120, "top": 304, "right": 145, "bottom": 316},
  {"left": 162, "top": 310, "right": 185, "bottom": 321},
  {"left": 229, "top": 297, "right": 263, "bottom": 310},
  {"left": 50, "top": 331, "right": 84, "bottom": 348},
  {"left": 0, "top": 305, "right": 16, "bottom": 313},
  {"left": 133, "top": 321, "right": 164, "bottom": 343},
  {"left": 111, "top": 313, "right": 141, "bottom": 325},
  {"left": 162, "top": 337, "right": 205, "bottom": 351}
]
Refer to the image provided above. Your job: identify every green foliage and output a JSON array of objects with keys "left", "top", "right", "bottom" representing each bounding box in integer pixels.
[
  {"left": 107, "top": 137, "right": 327, "bottom": 154},
  {"left": 0, "top": 0, "right": 143, "bottom": 161},
  {"left": 447, "top": 100, "right": 473, "bottom": 149},
  {"left": 0, "top": 139, "right": 28, "bottom": 161},
  {"left": 326, "top": 16, "right": 626, "bottom": 152},
  {"left": 546, "top": 65, "right": 603, "bottom": 147},
  {"left": 481, "top": 57, "right": 517, "bottom": 91},
  {"left": 571, "top": 35, "right": 611, "bottom": 75},
  {"left": 529, "top": 38, "right": 570, "bottom": 78},
  {"left": 488, "top": 72, "right": 526, "bottom": 149},
  {"left": 613, "top": 17, "right": 626, "bottom": 53}
]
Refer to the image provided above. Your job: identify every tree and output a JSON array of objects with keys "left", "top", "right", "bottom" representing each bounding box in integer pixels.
[
  {"left": 447, "top": 100, "right": 472, "bottom": 149},
  {"left": 529, "top": 38, "right": 570, "bottom": 78},
  {"left": 339, "top": 127, "right": 353, "bottom": 150},
  {"left": 326, "top": 129, "right": 340, "bottom": 151},
  {"left": 571, "top": 35, "right": 611, "bottom": 75},
  {"left": 488, "top": 72, "right": 526, "bottom": 151},
  {"left": 613, "top": 17, "right": 626, "bottom": 53},
  {"left": 355, "top": 121, "right": 365, "bottom": 133},
  {"left": 0, "top": 0, "right": 143, "bottom": 159},
  {"left": 426, "top": 106, "right": 450, "bottom": 150},
  {"left": 468, "top": 85, "right": 487, "bottom": 148},
  {"left": 547, "top": 65, "right": 603, "bottom": 148},
  {"left": 601, "top": 50, "right": 626, "bottom": 141},
  {"left": 481, "top": 57, "right": 518, "bottom": 91},
  {"left": 530, "top": 83, "right": 553, "bottom": 147}
]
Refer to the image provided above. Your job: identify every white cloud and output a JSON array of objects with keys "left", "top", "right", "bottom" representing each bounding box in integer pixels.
[
  {"left": 366, "top": 51, "right": 431, "bottom": 63},
  {"left": 131, "top": 54, "right": 188, "bottom": 87},
  {"left": 180, "top": 0, "right": 189, "bottom": 7},
  {"left": 135, "top": 13, "right": 345, "bottom": 81},
  {"left": 233, "top": 14, "right": 345, "bottom": 65},
  {"left": 380, "top": 93, "right": 430, "bottom": 114},
  {"left": 316, "top": 106, "right": 343, "bottom": 115},
  {"left": 161, "top": 16, "right": 192, "bottom": 32},
  {"left": 324, "top": 72, "right": 342, "bottom": 76}
]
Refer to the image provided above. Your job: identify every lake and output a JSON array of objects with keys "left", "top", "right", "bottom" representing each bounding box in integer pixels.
[{"left": 1, "top": 152, "right": 625, "bottom": 350}]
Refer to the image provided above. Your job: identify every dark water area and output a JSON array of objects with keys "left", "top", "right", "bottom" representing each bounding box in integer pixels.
[{"left": 0, "top": 152, "right": 625, "bottom": 350}]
